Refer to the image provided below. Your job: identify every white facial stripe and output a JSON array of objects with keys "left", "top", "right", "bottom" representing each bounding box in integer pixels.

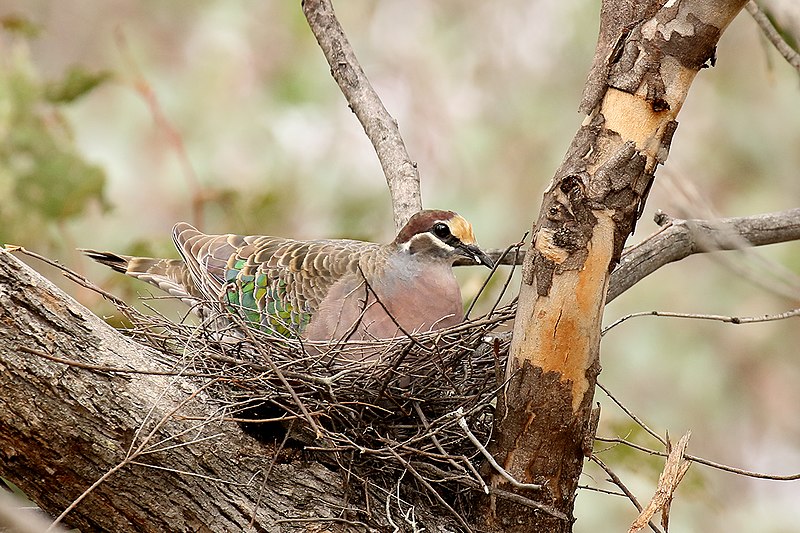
[{"left": 408, "top": 233, "right": 455, "bottom": 253}]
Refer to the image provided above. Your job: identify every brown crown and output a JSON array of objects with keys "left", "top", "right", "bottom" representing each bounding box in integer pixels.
[{"left": 393, "top": 209, "right": 476, "bottom": 245}]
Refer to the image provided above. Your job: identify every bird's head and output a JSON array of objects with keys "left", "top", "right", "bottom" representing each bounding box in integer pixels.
[{"left": 394, "top": 210, "right": 493, "bottom": 268}]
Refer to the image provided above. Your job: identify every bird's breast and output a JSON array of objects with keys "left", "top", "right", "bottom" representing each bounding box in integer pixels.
[{"left": 304, "top": 263, "right": 463, "bottom": 346}]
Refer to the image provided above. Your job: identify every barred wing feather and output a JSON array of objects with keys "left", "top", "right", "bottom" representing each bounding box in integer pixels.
[{"left": 172, "top": 223, "right": 374, "bottom": 336}]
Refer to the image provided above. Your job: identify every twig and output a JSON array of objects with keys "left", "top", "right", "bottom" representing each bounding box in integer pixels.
[
  {"left": 465, "top": 238, "right": 525, "bottom": 320},
  {"left": 302, "top": 0, "right": 422, "bottom": 229},
  {"left": 454, "top": 407, "right": 541, "bottom": 491},
  {"left": 578, "top": 484, "right": 627, "bottom": 497},
  {"left": 746, "top": 1, "right": 800, "bottom": 73},
  {"left": 274, "top": 517, "right": 370, "bottom": 527},
  {"left": 250, "top": 420, "right": 295, "bottom": 528},
  {"left": 596, "top": 382, "right": 667, "bottom": 446},
  {"left": 49, "top": 378, "right": 220, "bottom": 529},
  {"left": 18, "top": 345, "right": 224, "bottom": 379},
  {"left": 595, "top": 436, "right": 800, "bottom": 481},
  {"left": 127, "top": 460, "right": 241, "bottom": 484},
  {"left": 591, "top": 455, "right": 664, "bottom": 533},
  {"left": 47, "top": 459, "right": 128, "bottom": 531},
  {"left": 603, "top": 307, "right": 800, "bottom": 335},
  {"left": 7, "top": 246, "right": 131, "bottom": 310}
]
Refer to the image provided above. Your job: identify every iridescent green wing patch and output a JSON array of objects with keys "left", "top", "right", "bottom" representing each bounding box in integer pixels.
[{"left": 224, "top": 259, "right": 310, "bottom": 337}]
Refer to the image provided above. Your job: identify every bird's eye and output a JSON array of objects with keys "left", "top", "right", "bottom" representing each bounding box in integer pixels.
[{"left": 432, "top": 222, "right": 451, "bottom": 239}]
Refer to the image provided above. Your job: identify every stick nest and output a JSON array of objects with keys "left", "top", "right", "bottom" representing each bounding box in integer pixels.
[{"left": 115, "top": 291, "right": 517, "bottom": 527}]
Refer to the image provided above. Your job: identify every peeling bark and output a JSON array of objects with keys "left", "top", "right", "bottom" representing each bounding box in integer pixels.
[{"left": 482, "top": 1, "right": 749, "bottom": 530}]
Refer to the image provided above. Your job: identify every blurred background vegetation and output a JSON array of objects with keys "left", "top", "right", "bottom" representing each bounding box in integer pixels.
[{"left": 1, "top": 1, "right": 798, "bottom": 531}]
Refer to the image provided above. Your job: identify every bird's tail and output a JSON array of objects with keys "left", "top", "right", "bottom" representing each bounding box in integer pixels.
[{"left": 81, "top": 249, "right": 197, "bottom": 301}]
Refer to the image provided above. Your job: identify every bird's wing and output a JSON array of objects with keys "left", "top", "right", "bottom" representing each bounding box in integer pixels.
[{"left": 173, "top": 222, "right": 376, "bottom": 335}]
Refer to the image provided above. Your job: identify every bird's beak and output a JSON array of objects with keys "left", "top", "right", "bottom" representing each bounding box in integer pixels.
[{"left": 459, "top": 243, "right": 494, "bottom": 269}]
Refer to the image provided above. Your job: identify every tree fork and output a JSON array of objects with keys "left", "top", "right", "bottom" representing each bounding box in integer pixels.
[{"left": 482, "top": 1, "right": 748, "bottom": 530}]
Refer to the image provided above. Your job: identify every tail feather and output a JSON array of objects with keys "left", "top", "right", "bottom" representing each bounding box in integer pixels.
[
  {"left": 81, "top": 249, "right": 197, "bottom": 301},
  {"left": 80, "top": 249, "right": 130, "bottom": 273}
]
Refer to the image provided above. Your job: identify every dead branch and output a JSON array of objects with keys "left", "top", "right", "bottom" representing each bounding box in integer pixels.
[
  {"left": 302, "top": 0, "right": 423, "bottom": 229},
  {"left": 628, "top": 432, "right": 692, "bottom": 533}
]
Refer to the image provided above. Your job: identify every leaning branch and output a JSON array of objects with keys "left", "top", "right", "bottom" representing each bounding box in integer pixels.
[
  {"left": 302, "top": 0, "right": 423, "bottom": 229},
  {"left": 0, "top": 250, "right": 373, "bottom": 531}
]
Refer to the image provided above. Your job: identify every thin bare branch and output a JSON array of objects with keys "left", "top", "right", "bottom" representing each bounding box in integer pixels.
[
  {"left": 603, "top": 307, "right": 800, "bottom": 335},
  {"left": 596, "top": 382, "right": 667, "bottom": 446},
  {"left": 591, "top": 455, "right": 664, "bottom": 533},
  {"left": 302, "top": 0, "right": 422, "bottom": 229},
  {"left": 596, "top": 436, "right": 800, "bottom": 481},
  {"left": 747, "top": 1, "right": 800, "bottom": 73}
]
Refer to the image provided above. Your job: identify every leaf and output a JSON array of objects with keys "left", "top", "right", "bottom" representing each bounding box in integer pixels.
[
  {"left": 0, "top": 14, "right": 41, "bottom": 38},
  {"left": 44, "top": 66, "right": 112, "bottom": 104}
]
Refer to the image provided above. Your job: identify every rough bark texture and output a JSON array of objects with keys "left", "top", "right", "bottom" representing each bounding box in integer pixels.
[
  {"left": 482, "top": 1, "right": 748, "bottom": 531},
  {"left": 0, "top": 249, "right": 415, "bottom": 532}
]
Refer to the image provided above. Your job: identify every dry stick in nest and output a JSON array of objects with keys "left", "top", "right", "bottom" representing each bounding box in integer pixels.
[
  {"left": 412, "top": 402, "right": 488, "bottom": 492},
  {"left": 385, "top": 446, "right": 474, "bottom": 533}
]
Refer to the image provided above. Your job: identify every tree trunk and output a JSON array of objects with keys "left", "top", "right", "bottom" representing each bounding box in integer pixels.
[{"left": 481, "top": 1, "right": 748, "bottom": 531}]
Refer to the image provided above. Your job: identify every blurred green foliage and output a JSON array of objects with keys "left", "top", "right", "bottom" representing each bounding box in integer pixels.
[{"left": 0, "top": 16, "right": 109, "bottom": 248}]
